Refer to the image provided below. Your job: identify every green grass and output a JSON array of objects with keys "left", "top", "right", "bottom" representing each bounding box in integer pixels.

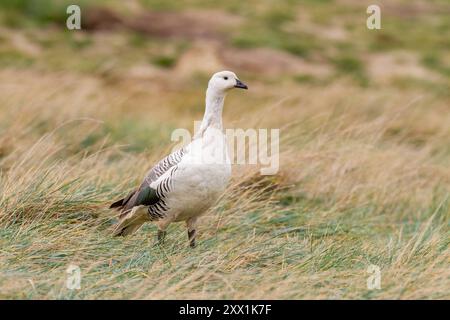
[
  {"left": 332, "top": 55, "right": 369, "bottom": 86},
  {"left": 1, "top": 187, "right": 447, "bottom": 299},
  {"left": 0, "top": 48, "right": 34, "bottom": 67},
  {"left": 0, "top": 0, "right": 71, "bottom": 26},
  {"left": 152, "top": 55, "right": 177, "bottom": 69},
  {"left": 421, "top": 53, "right": 450, "bottom": 78}
]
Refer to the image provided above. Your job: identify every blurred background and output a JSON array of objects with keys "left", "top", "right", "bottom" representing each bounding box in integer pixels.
[
  {"left": 0, "top": 0, "right": 448, "bottom": 154},
  {"left": 0, "top": 0, "right": 449, "bottom": 299},
  {"left": 2, "top": 0, "right": 449, "bottom": 86}
]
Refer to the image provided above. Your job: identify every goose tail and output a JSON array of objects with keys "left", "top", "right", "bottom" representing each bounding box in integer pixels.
[{"left": 113, "top": 205, "right": 149, "bottom": 236}]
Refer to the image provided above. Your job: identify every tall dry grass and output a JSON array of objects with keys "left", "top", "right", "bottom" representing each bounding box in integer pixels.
[{"left": 0, "top": 67, "right": 448, "bottom": 299}]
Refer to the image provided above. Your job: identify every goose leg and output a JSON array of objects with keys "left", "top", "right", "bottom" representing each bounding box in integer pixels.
[
  {"left": 157, "top": 230, "right": 167, "bottom": 244},
  {"left": 156, "top": 220, "right": 171, "bottom": 245},
  {"left": 186, "top": 217, "right": 198, "bottom": 248}
]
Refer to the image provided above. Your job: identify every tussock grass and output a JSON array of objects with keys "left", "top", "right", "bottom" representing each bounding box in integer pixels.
[{"left": 0, "top": 67, "right": 448, "bottom": 299}]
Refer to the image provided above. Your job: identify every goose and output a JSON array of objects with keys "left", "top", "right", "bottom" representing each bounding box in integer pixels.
[{"left": 110, "top": 70, "right": 248, "bottom": 247}]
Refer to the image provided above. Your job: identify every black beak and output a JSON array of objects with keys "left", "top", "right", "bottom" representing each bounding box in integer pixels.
[{"left": 234, "top": 79, "right": 248, "bottom": 89}]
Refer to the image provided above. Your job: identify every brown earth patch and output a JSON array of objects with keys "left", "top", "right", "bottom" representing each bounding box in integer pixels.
[
  {"left": 382, "top": 1, "right": 450, "bottom": 18},
  {"left": 83, "top": 7, "right": 241, "bottom": 41},
  {"left": 82, "top": 7, "right": 123, "bottom": 30},
  {"left": 365, "top": 51, "right": 442, "bottom": 83},
  {"left": 220, "top": 46, "right": 331, "bottom": 77},
  {"left": 172, "top": 42, "right": 332, "bottom": 77},
  {"left": 0, "top": 28, "right": 42, "bottom": 57},
  {"left": 336, "top": 0, "right": 450, "bottom": 18},
  {"left": 174, "top": 42, "right": 224, "bottom": 76},
  {"left": 285, "top": 10, "right": 349, "bottom": 42}
]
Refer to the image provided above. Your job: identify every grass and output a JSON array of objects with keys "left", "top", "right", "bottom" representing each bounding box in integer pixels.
[
  {"left": 0, "top": 0, "right": 449, "bottom": 300},
  {"left": 152, "top": 55, "right": 177, "bottom": 69},
  {"left": 0, "top": 69, "right": 448, "bottom": 299}
]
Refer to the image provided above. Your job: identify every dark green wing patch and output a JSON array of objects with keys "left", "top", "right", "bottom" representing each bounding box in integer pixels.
[{"left": 134, "top": 184, "right": 159, "bottom": 206}]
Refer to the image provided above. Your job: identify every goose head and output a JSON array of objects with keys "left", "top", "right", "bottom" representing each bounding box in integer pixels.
[{"left": 207, "top": 70, "right": 248, "bottom": 94}]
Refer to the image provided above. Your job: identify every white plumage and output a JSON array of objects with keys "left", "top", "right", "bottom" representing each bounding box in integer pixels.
[{"left": 110, "top": 71, "right": 248, "bottom": 247}]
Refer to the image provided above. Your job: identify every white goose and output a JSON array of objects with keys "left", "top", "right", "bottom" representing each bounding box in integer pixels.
[{"left": 110, "top": 71, "right": 248, "bottom": 247}]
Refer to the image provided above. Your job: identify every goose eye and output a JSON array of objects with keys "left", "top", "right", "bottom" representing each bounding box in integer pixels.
[{"left": 223, "top": 76, "right": 228, "bottom": 80}]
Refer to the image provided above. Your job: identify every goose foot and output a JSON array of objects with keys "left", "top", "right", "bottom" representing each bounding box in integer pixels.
[
  {"left": 157, "top": 230, "right": 166, "bottom": 245},
  {"left": 188, "top": 229, "right": 196, "bottom": 248},
  {"left": 187, "top": 217, "right": 198, "bottom": 248}
]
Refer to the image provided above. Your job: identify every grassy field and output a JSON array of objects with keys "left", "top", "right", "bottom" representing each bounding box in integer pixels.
[{"left": 0, "top": 0, "right": 449, "bottom": 299}]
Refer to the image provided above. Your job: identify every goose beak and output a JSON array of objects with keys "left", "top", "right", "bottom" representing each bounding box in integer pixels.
[{"left": 234, "top": 79, "right": 248, "bottom": 90}]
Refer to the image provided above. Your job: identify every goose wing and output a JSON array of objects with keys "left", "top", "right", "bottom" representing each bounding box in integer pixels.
[{"left": 110, "top": 147, "right": 186, "bottom": 213}]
